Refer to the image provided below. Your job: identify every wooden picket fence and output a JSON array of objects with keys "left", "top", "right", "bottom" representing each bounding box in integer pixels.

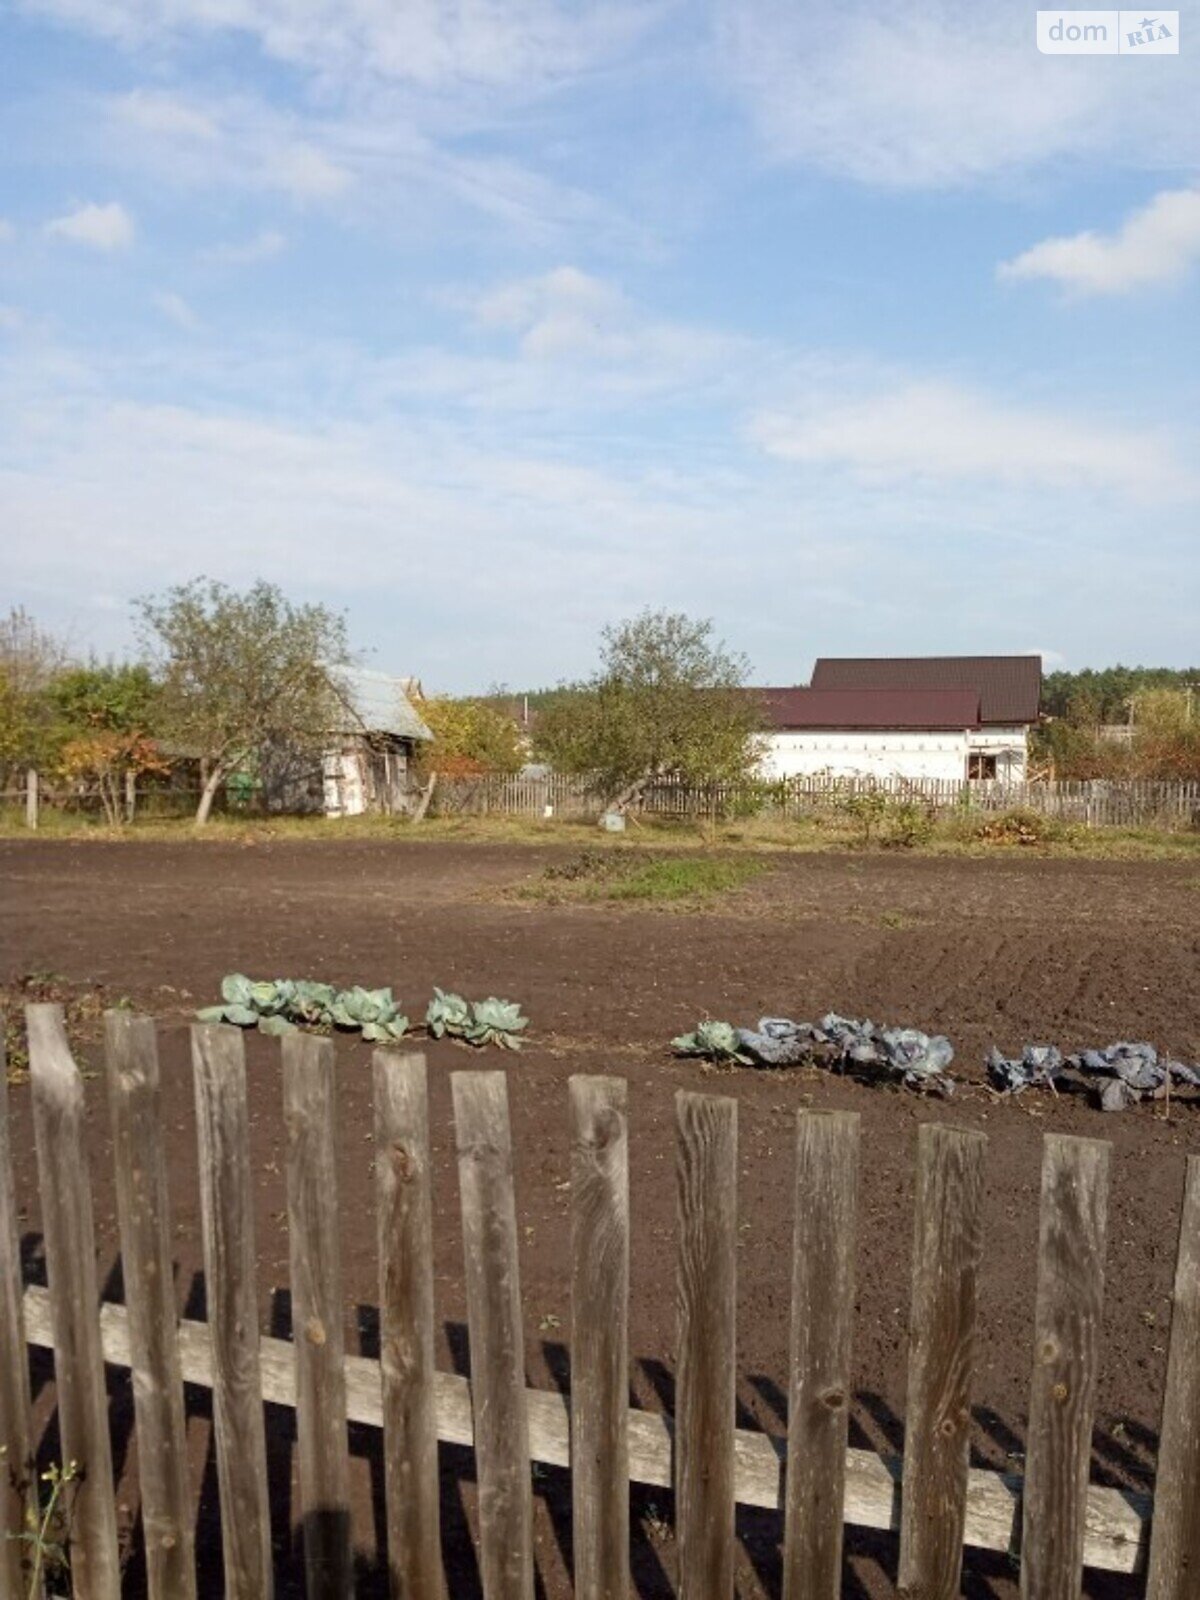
[
  {"left": 4, "top": 1007, "right": 1200, "bottom": 1599},
  {"left": 432, "top": 772, "right": 1200, "bottom": 830}
]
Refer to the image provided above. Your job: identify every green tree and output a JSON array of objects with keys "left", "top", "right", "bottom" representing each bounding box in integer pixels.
[
  {"left": 1033, "top": 680, "right": 1200, "bottom": 779},
  {"left": 1041, "top": 665, "right": 1200, "bottom": 721},
  {"left": 51, "top": 662, "right": 158, "bottom": 736},
  {"left": 534, "top": 609, "right": 761, "bottom": 806},
  {"left": 1131, "top": 688, "right": 1200, "bottom": 779},
  {"left": 417, "top": 696, "right": 524, "bottom": 777},
  {"left": 50, "top": 664, "right": 166, "bottom": 824},
  {"left": 0, "top": 607, "right": 68, "bottom": 779},
  {"left": 135, "top": 579, "right": 349, "bottom": 824}
]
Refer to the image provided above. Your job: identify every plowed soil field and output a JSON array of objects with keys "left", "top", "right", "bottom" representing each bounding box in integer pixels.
[{"left": 4, "top": 837, "right": 1199, "bottom": 1598}]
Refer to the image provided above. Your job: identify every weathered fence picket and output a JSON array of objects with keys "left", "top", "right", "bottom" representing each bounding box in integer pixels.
[
  {"left": 1020, "top": 1135, "right": 1110, "bottom": 1600},
  {"left": 898, "top": 1124, "right": 987, "bottom": 1600},
  {"left": 104, "top": 1011, "right": 196, "bottom": 1600},
  {"left": 6, "top": 1013, "right": 1199, "bottom": 1598},
  {"left": 373, "top": 1050, "right": 442, "bottom": 1600},
  {"left": 0, "top": 1036, "right": 36, "bottom": 1600},
  {"left": 569, "top": 1075, "right": 629, "bottom": 1600},
  {"left": 675, "top": 1090, "right": 738, "bottom": 1600},
  {"left": 283, "top": 1033, "right": 352, "bottom": 1600},
  {"left": 1145, "top": 1155, "right": 1200, "bottom": 1600},
  {"left": 191, "top": 1022, "right": 274, "bottom": 1600},
  {"left": 28, "top": 1003, "right": 122, "bottom": 1600},
  {"left": 782, "top": 1110, "right": 859, "bottom": 1600},
  {"left": 452, "top": 1071, "right": 534, "bottom": 1600}
]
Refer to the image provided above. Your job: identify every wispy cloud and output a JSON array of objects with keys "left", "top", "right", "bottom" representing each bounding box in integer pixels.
[
  {"left": 205, "top": 228, "right": 287, "bottom": 265},
  {"left": 469, "top": 265, "right": 734, "bottom": 364},
  {"left": 0, "top": 338, "right": 831, "bottom": 682},
  {"left": 714, "top": 0, "right": 1200, "bottom": 187},
  {"left": 751, "top": 377, "right": 1192, "bottom": 500},
  {"left": 99, "top": 88, "right": 640, "bottom": 245},
  {"left": 2, "top": 316, "right": 1196, "bottom": 679},
  {"left": 270, "top": 143, "right": 353, "bottom": 200},
  {"left": 46, "top": 199, "right": 134, "bottom": 249},
  {"left": 999, "top": 189, "right": 1200, "bottom": 294},
  {"left": 106, "top": 92, "right": 357, "bottom": 207},
  {"left": 21, "top": 0, "right": 665, "bottom": 96},
  {"left": 118, "top": 87, "right": 217, "bottom": 141},
  {"left": 152, "top": 290, "right": 201, "bottom": 331}
]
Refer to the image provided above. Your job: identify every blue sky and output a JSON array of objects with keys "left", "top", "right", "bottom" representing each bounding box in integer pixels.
[{"left": 1, "top": 0, "right": 1198, "bottom": 690}]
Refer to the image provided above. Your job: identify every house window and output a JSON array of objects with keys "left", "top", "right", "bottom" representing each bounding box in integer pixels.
[{"left": 967, "top": 753, "right": 998, "bottom": 780}]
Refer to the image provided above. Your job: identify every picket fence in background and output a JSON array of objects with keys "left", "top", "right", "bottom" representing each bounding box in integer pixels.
[
  {"left": 3, "top": 1008, "right": 1200, "bottom": 1598},
  {"left": 5, "top": 770, "right": 1200, "bottom": 830},
  {"left": 434, "top": 772, "right": 1200, "bottom": 829}
]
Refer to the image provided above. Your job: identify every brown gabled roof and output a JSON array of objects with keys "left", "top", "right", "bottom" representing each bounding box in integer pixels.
[
  {"left": 811, "top": 655, "right": 1041, "bottom": 725},
  {"left": 757, "top": 687, "right": 981, "bottom": 732}
]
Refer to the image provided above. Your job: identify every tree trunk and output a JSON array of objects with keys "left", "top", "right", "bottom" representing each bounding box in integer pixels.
[
  {"left": 100, "top": 774, "right": 122, "bottom": 827},
  {"left": 612, "top": 773, "right": 650, "bottom": 814},
  {"left": 194, "top": 765, "right": 225, "bottom": 826},
  {"left": 411, "top": 771, "right": 437, "bottom": 824}
]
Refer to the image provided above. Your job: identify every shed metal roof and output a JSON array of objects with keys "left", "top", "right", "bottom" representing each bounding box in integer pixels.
[
  {"left": 334, "top": 667, "right": 432, "bottom": 741},
  {"left": 811, "top": 656, "right": 1041, "bottom": 725},
  {"left": 758, "top": 687, "right": 982, "bottom": 731}
]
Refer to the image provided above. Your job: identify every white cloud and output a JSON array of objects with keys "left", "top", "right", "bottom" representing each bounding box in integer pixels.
[
  {"left": 269, "top": 142, "right": 353, "bottom": 200},
  {"left": 152, "top": 290, "right": 201, "bottom": 331},
  {"left": 1, "top": 323, "right": 1197, "bottom": 681},
  {"left": 100, "top": 89, "right": 636, "bottom": 244},
  {"left": 751, "top": 378, "right": 1191, "bottom": 500},
  {"left": 45, "top": 199, "right": 134, "bottom": 250},
  {"left": 107, "top": 92, "right": 351, "bottom": 206},
  {"left": 0, "top": 386, "right": 817, "bottom": 683},
  {"left": 205, "top": 228, "right": 287, "bottom": 265},
  {"left": 472, "top": 266, "right": 635, "bottom": 358},
  {"left": 118, "top": 88, "right": 217, "bottom": 140},
  {"left": 999, "top": 189, "right": 1200, "bottom": 294},
  {"left": 0, "top": 219, "right": 15, "bottom": 242},
  {"left": 1027, "top": 646, "right": 1067, "bottom": 668},
  {"left": 21, "top": 0, "right": 663, "bottom": 95},
  {"left": 714, "top": 0, "right": 1200, "bottom": 186},
  {"left": 452, "top": 265, "right": 753, "bottom": 394}
]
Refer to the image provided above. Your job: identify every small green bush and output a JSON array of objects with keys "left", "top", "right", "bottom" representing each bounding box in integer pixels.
[{"left": 882, "top": 800, "right": 936, "bottom": 850}]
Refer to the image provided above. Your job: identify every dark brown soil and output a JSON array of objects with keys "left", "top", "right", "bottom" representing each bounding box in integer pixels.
[{"left": 3, "top": 837, "right": 1199, "bottom": 1598}]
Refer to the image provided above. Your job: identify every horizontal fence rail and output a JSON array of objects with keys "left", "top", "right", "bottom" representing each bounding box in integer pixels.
[{"left": 4, "top": 1009, "right": 1199, "bottom": 1599}]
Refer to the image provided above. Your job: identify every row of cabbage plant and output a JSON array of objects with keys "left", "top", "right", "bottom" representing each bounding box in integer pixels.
[
  {"left": 672, "top": 1013, "right": 955, "bottom": 1094},
  {"left": 197, "top": 975, "right": 527, "bottom": 1050},
  {"left": 670, "top": 1010, "right": 1199, "bottom": 1114},
  {"left": 987, "top": 1040, "right": 1200, "bottom": 1111}
]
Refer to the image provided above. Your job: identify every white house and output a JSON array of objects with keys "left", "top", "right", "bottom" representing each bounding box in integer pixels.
[{"left": 757, "top": 656, "right": 1041, "bottom": 783}]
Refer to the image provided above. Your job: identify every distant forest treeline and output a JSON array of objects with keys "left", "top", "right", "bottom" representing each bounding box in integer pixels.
[{"left": 1041, "top": 666, "right": 1200, "bottom": 721}]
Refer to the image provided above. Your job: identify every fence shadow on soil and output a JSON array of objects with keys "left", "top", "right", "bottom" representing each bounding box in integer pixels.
[{"left": 15, "top": 1228, "right": 1150, "bottom": 1600}]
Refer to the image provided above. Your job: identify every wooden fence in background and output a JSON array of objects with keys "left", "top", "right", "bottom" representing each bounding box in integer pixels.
[
  {"left": 4, "top": 1008, "right": 1200, "bottom": 1598},
  {"left": 433, "top": 772, "right": 1200, "bottom": 829},
  {"left": 6, "top": 771, "right": 1200, "bottom": 831}
]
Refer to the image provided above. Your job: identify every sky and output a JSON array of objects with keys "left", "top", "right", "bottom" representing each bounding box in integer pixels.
[{"left": 1, "top": 0, "right": 1198, "bottom": 691}]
